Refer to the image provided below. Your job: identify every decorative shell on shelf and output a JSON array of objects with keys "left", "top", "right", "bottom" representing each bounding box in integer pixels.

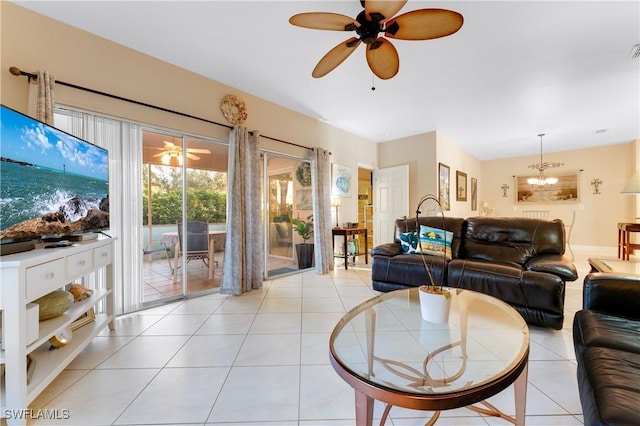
[
  {"left": 220, "top": 94, "right": 248, "bottom": 125},
  {"left": 68, "top": 283, "right": 94, "bottom": 301}
]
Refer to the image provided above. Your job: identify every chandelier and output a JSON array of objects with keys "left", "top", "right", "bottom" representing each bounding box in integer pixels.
[{"left": 527, "top": 133, "right": 563, "bottom": 186}]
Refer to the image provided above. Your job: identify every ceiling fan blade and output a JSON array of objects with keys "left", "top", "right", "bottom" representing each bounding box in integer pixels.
[
  {"left": 186, "top": 153, "right": 201, "bottom": 161},
  {"left": 186, "top": 148, "right": 211, "bottom": 154},
  {"left": 289, "top": 12, "right": 358, "bottom": 31},
  {"left": 385, "top": 9, "right": 463, "bottom": 40},
  {"left": 312, "top": 37, "right": 362, "bottom": 78},
  {"left": 364, "top": 1, "right": 407, "bottom": 22},
  {"left": 366, "top": 38, "right": 399, "bottom": 80},
  {"left": 152, "top": 152, "right": 165, "bottom": 157}
]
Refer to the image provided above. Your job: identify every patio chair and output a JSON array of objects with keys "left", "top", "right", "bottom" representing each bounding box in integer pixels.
[
  {"left": 142, "top": 240, "right": 172, "bottom": 271},
  {"left": 173, "top": 220, "right": 213, "bottom": 281}
]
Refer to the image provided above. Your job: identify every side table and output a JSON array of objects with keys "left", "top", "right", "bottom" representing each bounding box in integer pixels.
[
  {"left": 332, "top": 227, "right": 368, "bottom": 270},
  {"left": 617, "top": 223, "right": 640, "bottom": 260}
]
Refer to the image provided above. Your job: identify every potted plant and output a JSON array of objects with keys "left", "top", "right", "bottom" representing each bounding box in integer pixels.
[
  {"left": 291, "top": 214, "right": 314, "bottom": 269},
  {"left": 415, "top": 194, "right": 452, "bottom": 323}
]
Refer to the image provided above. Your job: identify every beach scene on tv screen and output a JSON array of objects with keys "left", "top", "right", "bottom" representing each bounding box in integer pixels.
[{"left": 0, "top": 107, "right": 109, "bottom": 242}]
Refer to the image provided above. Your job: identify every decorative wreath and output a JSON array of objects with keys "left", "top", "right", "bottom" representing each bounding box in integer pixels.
[
  {"left": 296, "top": 162, "right": 312, "bottom": 187},
  {"left": 220, "top": 94, "right": 248, "bottom": 125}
]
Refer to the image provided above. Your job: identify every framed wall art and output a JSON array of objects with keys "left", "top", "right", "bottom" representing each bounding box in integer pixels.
[
  {"left": 456, "top": 170, "right": 467, "bottom": 201},
  {"left": 515, "top": 170, "right": 580, "bottom": 203},
  {"left": 438, "top": 163, "right": 450, "bottom": 210},
  {"left": 332, "top": 163, "right": 352, "bottom": 197},
  {"left": 471, "top": 177, "right": 478, "bottom": 210}
]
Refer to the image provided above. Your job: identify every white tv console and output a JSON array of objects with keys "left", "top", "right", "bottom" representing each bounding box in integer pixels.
[{"left": 0, "top": 238, "right": 115, "bottom": 425}]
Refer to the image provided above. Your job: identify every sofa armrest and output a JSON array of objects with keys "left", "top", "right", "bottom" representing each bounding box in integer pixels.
[
  {"left": 583, "top": 272, "right": 640, "bottom": 319},
  {"left": 371, "top": 242, "right": 403, "bottom": 257},
  {"left": 526, "top": 255, "right": 579, "bottom": 281}
]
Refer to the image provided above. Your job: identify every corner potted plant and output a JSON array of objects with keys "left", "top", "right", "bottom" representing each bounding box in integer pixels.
[
  {"left": 291, "top": 214, "right": 314, "bottom": 269},
  {"left": 415, "top": 194, "right": 452, "bottom": 323}
]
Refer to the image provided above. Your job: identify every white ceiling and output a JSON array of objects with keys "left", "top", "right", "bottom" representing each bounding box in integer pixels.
[{"left": 14, "top": 1, "right": 640, "bottom": 160}]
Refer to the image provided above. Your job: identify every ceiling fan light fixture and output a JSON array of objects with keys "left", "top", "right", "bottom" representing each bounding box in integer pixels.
[
  {"left": 289, "top": 0, "right": 463, "bottom": 79},
  {"left": 161, "top": 151, "right": 183, "bottom": 166}
]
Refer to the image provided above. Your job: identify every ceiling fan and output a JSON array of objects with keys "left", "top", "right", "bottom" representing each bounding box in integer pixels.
[
  {"left": 289, "top": 0, "right": 463, "bottom": 79},
  {"left": 153, "top": 141, "right": 210, "bottom": 165}
]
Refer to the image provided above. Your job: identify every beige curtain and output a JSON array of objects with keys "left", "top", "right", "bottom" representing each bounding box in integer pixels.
[
  {"left": 221, "top": 126, "right": 264, "bottom": 295},
  {"left": 36, "top": 70, "right": 55, "bottom": 125},
  {"left": 311, "top": 148, "right": 333, "bottom": 273}
]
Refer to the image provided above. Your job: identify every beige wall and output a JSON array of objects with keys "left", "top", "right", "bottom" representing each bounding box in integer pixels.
[
  {"left": 0, "top": 2, "right": 376, "bottom": 225},
  {"left": 378, "top": 131, "right": 437, "bottom": 216},
  {"left": 377, "top": 131, "right": 483, "bottom": 218},
  {"left": 482, "top": 141, "right": 639, "bottom": 247}
]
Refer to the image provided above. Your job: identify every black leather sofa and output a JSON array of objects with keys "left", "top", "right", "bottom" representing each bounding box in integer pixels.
[
  {"left": 371, "top": 216, "right": 578, "bottom": 329},
  {"left": 573, "top": 273, "right": 640, "bottom": 425}
]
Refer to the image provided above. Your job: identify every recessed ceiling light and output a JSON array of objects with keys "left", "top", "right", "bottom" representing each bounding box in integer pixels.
[{"left": 631, "top": 44, "right": 640, "bottom": 59}]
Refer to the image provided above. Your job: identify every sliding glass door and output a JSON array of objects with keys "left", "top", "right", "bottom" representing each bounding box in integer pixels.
[
  {"left": 142, "top": 130, "right": 227, "bottom": 304},
  {"left": 183, "top": 136, "right": 228, "bottom": 295},
  {"left": 263, "top": 152, "right": 313, "bottom": 277}
]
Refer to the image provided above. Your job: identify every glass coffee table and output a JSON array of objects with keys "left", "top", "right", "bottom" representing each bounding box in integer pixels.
[
  {"left": 588, "top": 257, "right": 640, "bottom": 274},
  {"left": 329, "top": 287, "right": 529, "bottom": 425}
]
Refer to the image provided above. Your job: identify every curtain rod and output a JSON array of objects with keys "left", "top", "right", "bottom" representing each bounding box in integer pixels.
[{"left": 9, "top": 66, "right": 313, "bottom": 151}]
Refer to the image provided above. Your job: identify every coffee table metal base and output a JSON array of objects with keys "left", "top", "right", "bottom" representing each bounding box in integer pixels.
[{"left": 335, "top": 357, "right": 528, "bottom": 426}]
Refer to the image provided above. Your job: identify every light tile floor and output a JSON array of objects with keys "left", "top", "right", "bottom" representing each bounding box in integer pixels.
[
  {"left": 143, "top": 251, "right": 299, "bottom": 304},
  {"left": 24, "top": 247, "right": 615, "bottom": 425}
]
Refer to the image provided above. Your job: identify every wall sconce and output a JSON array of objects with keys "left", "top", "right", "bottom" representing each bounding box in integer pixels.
[
  {"left": 590, "top": 178, "right": 603, "bottom": 194},
  {"left": 501, "top": 184, "right": 510, "bottom": 197},
  {"left": 331, "top": 198, "right": 341, "bottom": 228}
]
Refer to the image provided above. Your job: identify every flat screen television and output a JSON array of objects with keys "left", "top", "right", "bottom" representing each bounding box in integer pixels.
[{"left": 0, "top": 104, "right": 109, "bottom": 250}]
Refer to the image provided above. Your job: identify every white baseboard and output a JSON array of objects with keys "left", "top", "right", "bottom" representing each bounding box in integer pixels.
[{"left": 571, "top": 245, "right": 616, "bottom": 254}]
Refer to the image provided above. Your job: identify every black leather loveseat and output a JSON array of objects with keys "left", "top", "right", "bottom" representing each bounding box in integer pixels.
[
  {"left": 371, "top": 216, "right": 578, "bottom": 329},
  {"left": 573, "top": 273, "right": 640, "bottom": 425}
]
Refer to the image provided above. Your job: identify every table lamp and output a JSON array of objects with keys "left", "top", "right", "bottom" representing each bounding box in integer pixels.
[
  {"left": 332, "top": 198, "right": 341, "bottom": 227},
  {"left": 621, "top": 170, "right": 640, "bottom": 194}
]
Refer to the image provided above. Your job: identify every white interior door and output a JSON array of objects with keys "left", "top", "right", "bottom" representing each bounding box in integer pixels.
[{"left": 372, "top": 164, "right": 409, "bottom": 246}]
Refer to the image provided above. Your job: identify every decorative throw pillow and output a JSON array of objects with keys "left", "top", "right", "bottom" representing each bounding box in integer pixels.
[
  {"left": 416, "top": 225, "right": 453, "bottom": 259},
  {"left": 399, "top": 232, "right": 418, "bottom": 254}
]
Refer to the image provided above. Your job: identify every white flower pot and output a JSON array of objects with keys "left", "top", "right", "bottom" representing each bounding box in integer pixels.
[{"left": 419, "top": 287, "right": 452, "bottom": 323}]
